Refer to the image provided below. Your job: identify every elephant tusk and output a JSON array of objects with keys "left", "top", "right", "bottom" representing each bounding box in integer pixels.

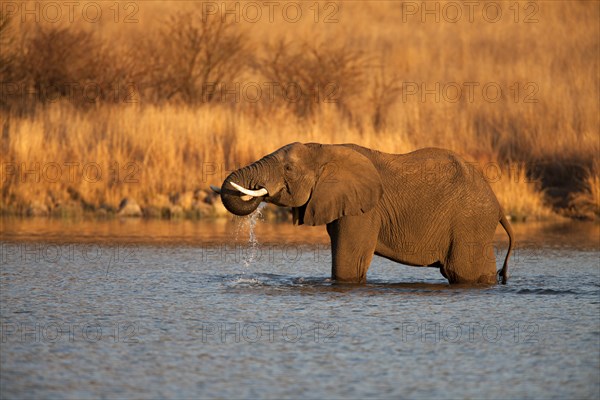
[
  {"left": 211, "top": 184, "right": 252, "bottom": 200},
  {"left": 230, "top": 181, "right": 268, "bottom": 197}
]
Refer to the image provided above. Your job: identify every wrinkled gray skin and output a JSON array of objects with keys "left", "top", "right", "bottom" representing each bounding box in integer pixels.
[{"left": 217, "top": 143, "right": 514, "bottom": 285}]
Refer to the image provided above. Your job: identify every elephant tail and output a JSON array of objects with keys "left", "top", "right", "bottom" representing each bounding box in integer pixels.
[{"left": 498, "top": 213, "right": 515, "bottom": 284}]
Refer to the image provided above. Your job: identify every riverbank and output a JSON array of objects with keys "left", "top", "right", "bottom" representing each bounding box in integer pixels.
[{"left": 1, "top": 181, "right": 597, "bottom": 222}]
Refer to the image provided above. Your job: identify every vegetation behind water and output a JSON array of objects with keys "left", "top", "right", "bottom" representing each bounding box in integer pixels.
[{"left": 1, "top": 1, "right": 598, "bottom": 221}]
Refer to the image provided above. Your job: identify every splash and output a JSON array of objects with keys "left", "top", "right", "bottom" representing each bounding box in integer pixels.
[
  {"left": 229, "top": 277, "right": 262, "bottom": 286},
  {"left": 236, "top": 202, "right": 266, "bottom": 268}
]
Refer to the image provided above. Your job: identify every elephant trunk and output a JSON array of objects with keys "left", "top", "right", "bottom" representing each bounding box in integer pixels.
[{"left": 220, "top": 159, "right": 273, "bottom": 216}]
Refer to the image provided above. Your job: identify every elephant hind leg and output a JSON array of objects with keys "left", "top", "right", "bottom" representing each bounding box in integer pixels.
[
  {"left": 477, "top": 243, "right": 499, "bottom": 285},
  {"left": 444, "top": 241, "right": 497, "bottom": 285}
]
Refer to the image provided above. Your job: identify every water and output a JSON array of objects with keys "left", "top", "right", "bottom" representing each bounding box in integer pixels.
[
  {"left": 236, "top": 203, "right": 266, "bottom": 268},
  {"left": 1, "top": 218, "right": 599, "bottom": 399}
]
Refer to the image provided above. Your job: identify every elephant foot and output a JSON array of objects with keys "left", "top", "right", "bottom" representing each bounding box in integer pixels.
[
  {"left": 477, "top": 274, "right": 499, "bottom": 285},
  {"left": 332, "top": 275, "right": 367, "bottom": 284},
  {"left": 444, "top": 269, "right": 498, "bottom": 285}
]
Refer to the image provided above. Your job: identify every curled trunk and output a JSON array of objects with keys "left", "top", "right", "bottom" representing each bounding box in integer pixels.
[{"left": 220, "top": 171, "right": 263, "bottom": 216}]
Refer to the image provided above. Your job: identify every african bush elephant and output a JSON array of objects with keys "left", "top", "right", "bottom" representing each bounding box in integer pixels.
[{"left": 212, "top": 143, "right": 514, "bottom": 285}]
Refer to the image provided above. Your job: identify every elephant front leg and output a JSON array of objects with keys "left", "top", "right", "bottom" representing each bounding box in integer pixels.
[{"left": 326, "top": 215, "right": 379, "bottom": 284}]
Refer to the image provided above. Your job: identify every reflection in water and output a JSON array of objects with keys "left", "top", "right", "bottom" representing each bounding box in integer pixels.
[
  {"left": 0, "top": 216, "right": 330, "bottom": 244},
  {"left": 1, "top": 217, "right": 598, "bottom": 249}
]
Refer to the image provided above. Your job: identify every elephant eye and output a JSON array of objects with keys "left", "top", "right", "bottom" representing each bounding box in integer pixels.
[{"left": 284, "top": 164, "right": 293, "bottom": 172}]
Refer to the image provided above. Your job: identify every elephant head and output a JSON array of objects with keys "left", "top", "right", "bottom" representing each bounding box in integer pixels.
[{"left": 215, "top": 143, "right": 384, "bottom": 226}]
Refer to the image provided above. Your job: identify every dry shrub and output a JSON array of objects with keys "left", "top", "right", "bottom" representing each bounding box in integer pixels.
[
  {"left": 490, "top": 164, "right": 556, "bottom": 221},
  {"left": 256, "top": 40, "right": 367, "bottom": 119},
  {"left": 2, "top": 22, "right": 140, "bottom": 114},
  {"left": 368, "top": 61, "right": 402, "bottom": 132},
  {"left": 139, "top": 12, "right": 249, "bottom": 105},
  {"left": 569, "top": 162, "right": 600, "bottom": 219},
  {"left": 21, "top": 26, "right": 98, "bottom": 100},
  {"left": 0, "top": 12, "right": 18, "bottom": 94}
]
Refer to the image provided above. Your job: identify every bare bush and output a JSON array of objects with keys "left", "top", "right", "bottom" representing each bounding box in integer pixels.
[
  {"left": 0, "top": 11, "right": 21, "bottom": 111},
  {"left": 21, "top": 26, "right": 98, "bottom": 104},
  {"left": 140, "top": 12, "right": 249, "bottom": 105},
  {"left": 369, "top": 61, "right": 402, "bottom": 132},
  {"left": 256, "top": 40, "right": 368, "bottom": 118},
  {"left": 2, "top": 24, "right": 140, "bottom": 113}
]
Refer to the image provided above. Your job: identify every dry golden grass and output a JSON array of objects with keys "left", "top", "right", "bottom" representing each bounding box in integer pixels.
[
  {"left": 569, "top": 162, "right": 600, "bottom": 219},
  {"left": 489, "top": 164, "right": 555, "bottom": 221},
  {"left": 0, "top": 102, "right": 578, "bottom": 220},
  {"left": 1, "top": 1, "right": 599, "bottom": 220},
  {"left": 585, "top": 173, "right": 600, "bottom": 215}
]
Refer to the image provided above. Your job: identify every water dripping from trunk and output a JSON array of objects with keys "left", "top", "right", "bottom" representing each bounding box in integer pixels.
[{"left": 235, "top": 202, "right": 266, "bottom": 269}]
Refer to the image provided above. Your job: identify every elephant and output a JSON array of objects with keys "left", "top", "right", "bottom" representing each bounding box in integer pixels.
[{"left": 211, "top": 143, "right": 515, "bottom": 285}]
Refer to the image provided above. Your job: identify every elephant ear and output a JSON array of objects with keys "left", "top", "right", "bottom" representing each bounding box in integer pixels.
[{"left": 303, "top": 146, "right": 383, "bottom": 226}]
